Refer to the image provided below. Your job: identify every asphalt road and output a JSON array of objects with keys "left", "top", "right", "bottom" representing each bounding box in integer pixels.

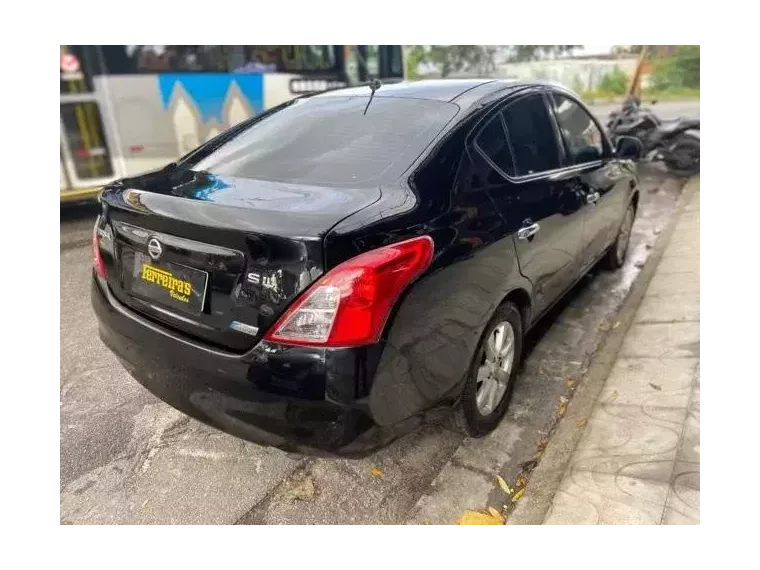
[{"left": 60, "top": 100, "right": 698, "bottom": 524}]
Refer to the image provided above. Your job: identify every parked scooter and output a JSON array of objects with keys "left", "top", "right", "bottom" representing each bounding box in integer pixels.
[{"left": 607, "top": 95, "right": 700, "bottom": 176}]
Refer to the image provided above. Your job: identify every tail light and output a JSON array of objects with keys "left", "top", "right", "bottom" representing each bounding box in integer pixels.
[
  {"left": 93, "top": 225, "right": 107, "bottom": 279},
  {"left": 264, "top": 235, "right": 434, "bottom": 347}
]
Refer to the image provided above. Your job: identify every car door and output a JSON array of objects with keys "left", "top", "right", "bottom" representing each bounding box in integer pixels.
[
  {"left": 472, "top": 91, "right": 586, "bottom": 317},
  {"left": 548, "top": 90, "right": 630, "bottom": 273}
]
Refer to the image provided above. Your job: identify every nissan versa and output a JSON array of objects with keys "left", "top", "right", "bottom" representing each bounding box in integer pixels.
[{"left": 92, "top": 79, "right": 642, "bottom": 456}]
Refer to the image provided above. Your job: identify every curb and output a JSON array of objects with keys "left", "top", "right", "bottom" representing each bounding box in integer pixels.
[{"left": 506, "top": 175, "right": 700, "bottom": 525}]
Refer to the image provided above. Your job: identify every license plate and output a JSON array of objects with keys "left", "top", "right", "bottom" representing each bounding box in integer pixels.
[{"left": 129, "top": 251, "right": 208, "bottom": 315}]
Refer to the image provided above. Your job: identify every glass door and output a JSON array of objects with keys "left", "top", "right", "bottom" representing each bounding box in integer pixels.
[
  {"left": 60, "top": 99, "right": 115, "bottom": 188},
  {"left": 60, "top": 45, "right": 116, "bottom": 191}
]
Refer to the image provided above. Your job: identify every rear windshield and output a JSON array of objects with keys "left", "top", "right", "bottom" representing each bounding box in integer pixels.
[{"left": 182, "top": 96, "right": 459, "bottom": 188}]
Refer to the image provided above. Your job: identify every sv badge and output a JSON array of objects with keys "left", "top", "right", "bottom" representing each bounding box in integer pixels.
[{"left": 247, "top": 271, "right": 283, "bottom": 295}]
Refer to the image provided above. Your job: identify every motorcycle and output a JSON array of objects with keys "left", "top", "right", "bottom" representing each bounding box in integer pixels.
[{"left": 606, "top": 95, "right": 700, "bottom": 176}]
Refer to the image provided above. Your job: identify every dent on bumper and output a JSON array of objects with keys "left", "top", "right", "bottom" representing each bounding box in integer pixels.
[{"left": 91, "top": 276, "right": 408, "bottom": 456}]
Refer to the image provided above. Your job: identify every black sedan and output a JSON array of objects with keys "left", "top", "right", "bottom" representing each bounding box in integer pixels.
[{"left": 92, "top": 79, "right": 642, "bottom": 456}]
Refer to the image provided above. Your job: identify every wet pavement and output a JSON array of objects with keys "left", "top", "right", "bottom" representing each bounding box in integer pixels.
[{"left": 60, "top": 163, "right": 688, "bottom": 524}]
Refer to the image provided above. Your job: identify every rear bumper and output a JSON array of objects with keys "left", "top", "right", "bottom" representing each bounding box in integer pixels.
[{"left": 91, "top": 275, "right": 410, "bottom": 456}]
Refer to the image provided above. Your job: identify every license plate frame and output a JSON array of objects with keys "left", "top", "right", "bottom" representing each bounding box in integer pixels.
[{"left": 127, "top": 251, "right": 209, "bottom": 316}]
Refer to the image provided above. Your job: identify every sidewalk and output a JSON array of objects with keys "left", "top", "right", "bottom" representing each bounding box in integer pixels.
[{"left": 540, "top": 179, "right": 699, "bottom": 524}]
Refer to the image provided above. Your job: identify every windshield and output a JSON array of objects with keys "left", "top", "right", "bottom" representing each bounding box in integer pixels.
[{"left": 183, "top": 96, "right": 459, "bottom": 188}]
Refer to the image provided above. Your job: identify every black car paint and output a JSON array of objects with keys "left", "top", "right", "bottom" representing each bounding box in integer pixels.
[{"left": 93, "top": 79, "right": 639, "bottom": 455}]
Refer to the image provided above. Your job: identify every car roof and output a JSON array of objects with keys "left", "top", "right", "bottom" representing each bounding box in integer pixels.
[
  {"left": 312, "top": 78, "right": 572, "bottom": 108},
  {"left": 312, "top": 79, "right": 508, "bottom": 103}
]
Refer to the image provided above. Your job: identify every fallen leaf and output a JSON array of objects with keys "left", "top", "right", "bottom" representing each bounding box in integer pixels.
[
  {"left": 458, "top": 509, "right": 504, "bottom": 525},
  {"left": 610, "top": 390, "right": 619, "bottom": 401},
  {"left": 565, "top": 377, "right": 576, "bottom": 388},
  {"left": 515, "top": 474, "right": 527, "bottom": 488},
  {"left": 370, "top": 466, "right": 383, "bottom": 478},
  {"left": 282, "top": 473, "right": 316, "bottom": 502},
  {"left": 576, "top": 417, "right": 588, "bottom": 428},
  {"left": 613, "top": 321, "right": 621, "bottom": 329},
  {"left": 488, "top": 506, "right": 502, "bottom": 518},
  {"left": 496, "top": 475, "right": 513, "bottom": 495},
  {"left": 599, "top": 321, "right": 611, "bottom": 331},
  {"left": 557, "top": 396, "right": 568, "bottom": 417},
  {"left": 649, "top": 383, "right": 662, "bottom": 391},
  {"left": 520, "top": 459, "right": 538, "bottom": 472},
  {"left": 537, "top": 437, "right": 549, "bottom": 453},
  {"left": 512, "top": 488, "right": 525, "bottom": 503}
]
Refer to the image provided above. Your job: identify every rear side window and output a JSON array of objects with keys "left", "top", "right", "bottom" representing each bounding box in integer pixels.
[
  {"left": 501, "top": 94, "right": 561, "bottom": 175},
  {"left": 183, "top": 96, "right": 459, "bottom": 188},
  {"left": 551, "top": 93, "right": 605, "bottom": 164},
  {"left": 474, "top": 115, "right": 515, "bottom": 176}
]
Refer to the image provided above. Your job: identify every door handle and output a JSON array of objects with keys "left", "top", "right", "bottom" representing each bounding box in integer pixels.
[
  {"left": 517, "top": 222, "right": 540, "bottom": 240},
  {"left": 586, "top": 191, "right": 600, "bottom": 205}
]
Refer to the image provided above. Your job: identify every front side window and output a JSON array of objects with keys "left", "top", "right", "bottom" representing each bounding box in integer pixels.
[{"left": 551, "top": 93, "right": 606, "bottom": 164}]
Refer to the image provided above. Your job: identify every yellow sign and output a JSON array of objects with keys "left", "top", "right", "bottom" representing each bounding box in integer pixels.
[{"left": 140, "top": 263, "right": 192, "bottom": 303}]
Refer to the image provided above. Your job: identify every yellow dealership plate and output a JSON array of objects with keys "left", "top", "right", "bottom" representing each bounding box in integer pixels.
[{"left": 129, "top": 251, "right": 209, "bottom": 315}]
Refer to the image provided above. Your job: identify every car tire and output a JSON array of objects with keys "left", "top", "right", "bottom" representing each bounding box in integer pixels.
[
  {"left": 665, "top": 133, "right": 700, "bottom": 177},
  {"left": 602, "top": 203, "right": 636, "bottom": 271},
  {"left": 451, "top": 302, "right": 523, "bottom": 438}
]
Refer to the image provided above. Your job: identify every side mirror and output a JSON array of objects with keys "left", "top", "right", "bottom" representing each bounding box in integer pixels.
[
  {"left": 575, "top": 145, "right": 602, "bottom": 164},
  {"left": 616, "top": 136, "right": 643, "bottom": 160}
]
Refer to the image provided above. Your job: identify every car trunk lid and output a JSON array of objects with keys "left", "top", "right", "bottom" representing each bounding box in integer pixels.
[{"left": 97, "top": 168, "right": 379, "bottom": 352}]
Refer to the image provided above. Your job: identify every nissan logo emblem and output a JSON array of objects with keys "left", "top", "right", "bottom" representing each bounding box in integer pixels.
[{"left": 147, "top": 238, "right": 163, "bottom": 261}]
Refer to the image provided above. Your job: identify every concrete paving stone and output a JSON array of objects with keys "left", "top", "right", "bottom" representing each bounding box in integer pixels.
[
  {"left": 674, "top": 211, "right": 699, "bottom": 225},
  {"left": 635, "top": 293, "right": 699, "bottom": 322},
  {"left": 570, "top": 403, "right": 687, "bottom": 481},
  {"left": 672, "top": 461, "right": 699, "bottom": 491},
  {"left": 683, "top": 201, "right": 700, "bottom": 213},
  {"left": 677, "top": 407, "right": 700, "bottom": 465},
  {"left": 598, "top": 357, "right": 698, "bottom": 409},
  {"left": 596, "top": 402, "right": 689, "bottom": 425},
  {"left": 619, "top": 322, "right": 700, "bottom": 359},
  {"left": 678, "top": 206, "right": 699, "bottom": 218},
  {"left": 673, "top": 228, "right": 698, "bottom": 240},
  {"left": 660, "top": 240, "right": 699, "bottom": 260},
  {"left": 544, "top": 472, "right": 670, "bottom": 525},
  {"left": 663, "top": 474, "right": 700, "bottom": 524},
  {"left": 655, "top": 254, "right": 699, "bottom": 275},
  {"left": 691, "top": 384, "right": 700, "bottom": 412},
  {"left": 645, "top": 271, "right": 699, "bottom": 297},
  {"left": 405, "top": 463, "right": 495, "bottom": 525}
]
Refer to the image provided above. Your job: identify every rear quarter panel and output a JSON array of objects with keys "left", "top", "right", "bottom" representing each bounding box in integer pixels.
[{"left": 325, "top": 128, "right": 531, "bottom": 426}]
